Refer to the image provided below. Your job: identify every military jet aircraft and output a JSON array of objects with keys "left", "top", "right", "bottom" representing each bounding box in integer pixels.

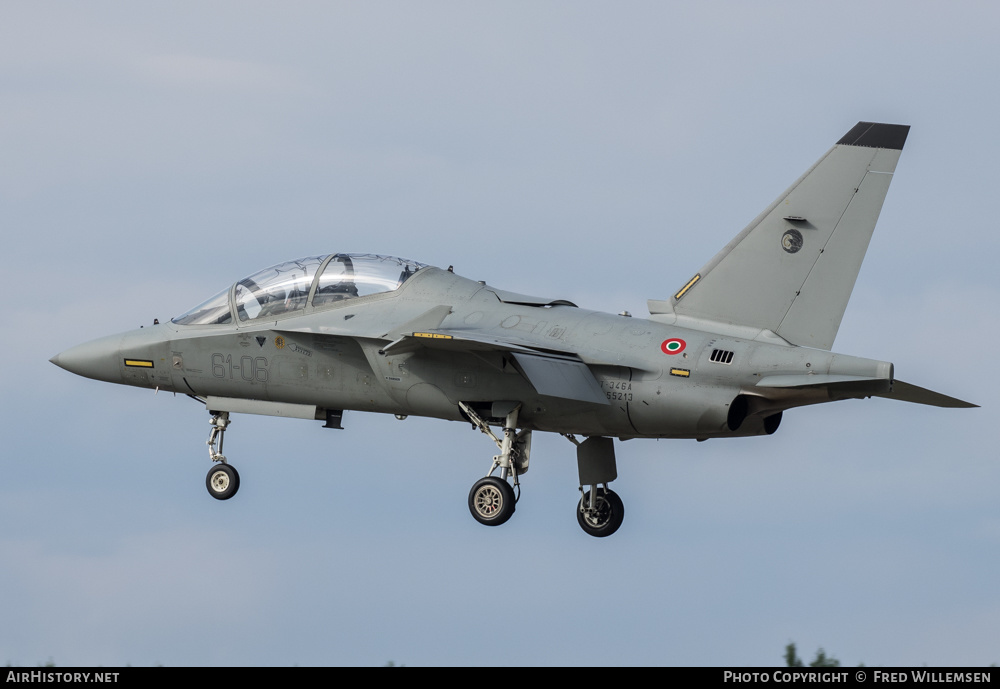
[{"left": 51, "top": 121, "right": 975, "bottom": 537}]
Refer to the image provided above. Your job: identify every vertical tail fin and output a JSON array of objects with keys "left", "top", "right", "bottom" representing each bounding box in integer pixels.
[{"left": 668, "top": 122, "right": 909, "bottom": 349}]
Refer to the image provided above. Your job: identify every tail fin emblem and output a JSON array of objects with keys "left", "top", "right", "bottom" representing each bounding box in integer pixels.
[{"left": 781, "top": 229, "right": 803, "bottom": 253}]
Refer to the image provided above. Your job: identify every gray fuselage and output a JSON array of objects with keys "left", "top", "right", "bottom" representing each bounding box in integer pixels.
[{"left": 63, "top": 267, "right": 890, "bottom": 440}]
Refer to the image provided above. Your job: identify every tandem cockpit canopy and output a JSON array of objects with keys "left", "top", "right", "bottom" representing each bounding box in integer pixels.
[{"left": 172, "top": 254, "right": 429, "bottom": 326}]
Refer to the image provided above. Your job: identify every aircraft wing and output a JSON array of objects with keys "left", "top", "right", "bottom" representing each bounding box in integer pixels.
[
  {"left": 279, "top": 323, "right": 610, "bottom": 406},
  {"left": 381, "top": 329, "right": 609, "bottom": 405}
]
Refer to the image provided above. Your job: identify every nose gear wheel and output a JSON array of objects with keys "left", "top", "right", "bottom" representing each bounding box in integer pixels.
[{"left": 206, "top": 462, "right": 240, "bottom": 500}]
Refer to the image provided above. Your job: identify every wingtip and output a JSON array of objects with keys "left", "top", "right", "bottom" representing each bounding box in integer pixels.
[{"left": 837, "top": 121, "right": 910, "bottom": 150}]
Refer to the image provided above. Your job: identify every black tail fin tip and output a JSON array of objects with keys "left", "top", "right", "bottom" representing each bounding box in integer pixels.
[{"left": 837, "top": 122, "right": 910, "bottom": 150}]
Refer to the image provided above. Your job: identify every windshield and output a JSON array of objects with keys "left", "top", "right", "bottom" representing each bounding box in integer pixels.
[
  {"left": 170, "top": 287, "right": 234, "bottom": 326},
  {"left": 172, "top": 253, "right": 428, "bottom": 325}
]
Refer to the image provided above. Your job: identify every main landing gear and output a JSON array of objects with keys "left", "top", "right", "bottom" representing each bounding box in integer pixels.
[
  {"left": 460, "top": 402, "right": 530, "bottom": 528},
  {"left": 205, "top": 411, "right": 240, "bottom": 500},
  {"left": 565, "top": 434, "right": 625, "bottom": 538},
  {"left": 199, "top": 402, "right": 624, "bottom": 536},
  {"left": 460, "top": 403, "right": 625, "bottom": 537},
  {"left": 576, "top": 486, "right": 624, "bottom": 538},
  {"left": 468, "top": 477, "right": 516, "bottom": 526}
]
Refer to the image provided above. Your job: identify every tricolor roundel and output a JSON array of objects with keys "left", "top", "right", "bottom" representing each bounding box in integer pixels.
[{"left": 660, "top": 338, "right": 686, "bottom": 355}]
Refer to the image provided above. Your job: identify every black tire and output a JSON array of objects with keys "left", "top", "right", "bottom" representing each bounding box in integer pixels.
[
  {"left": 468, "top": 477, "right": 516, "bottom": 526},
  {"left": 577, "top": 488, "right": 624, "bottom": 537},
  {"left": 206, "top": 463, "right": 240, "bottom": 500}
]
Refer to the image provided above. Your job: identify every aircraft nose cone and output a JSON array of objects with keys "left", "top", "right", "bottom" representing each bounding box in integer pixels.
[{"left": 50, "top": 334, "right": 123, "bottom": 383}]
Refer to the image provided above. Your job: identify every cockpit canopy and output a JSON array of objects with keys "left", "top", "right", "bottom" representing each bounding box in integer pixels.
[{"left": 172, "top": 254, "right": 428, "bottom": 326}]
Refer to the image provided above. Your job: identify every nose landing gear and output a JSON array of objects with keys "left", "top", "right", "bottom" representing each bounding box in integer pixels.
[{"left": 205, "top": 411, "right": 240, "bottom": 500}]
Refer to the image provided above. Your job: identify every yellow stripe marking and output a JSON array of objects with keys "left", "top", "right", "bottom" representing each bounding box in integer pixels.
[
  {"left": 413, "top": 332, "right": 453, "bottom": 339},
  {"left": 670, "top": 368, "right": 691, "bottom": 378},
  {"left": 124, "top": 359, "right": 154, "bottom": 368},
  {"left": 674, "top": 274, "right": 701, "bottom": 301}
]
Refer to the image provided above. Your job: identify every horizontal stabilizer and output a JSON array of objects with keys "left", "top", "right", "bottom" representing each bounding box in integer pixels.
[
  {"left": 875, "top": 380, "right": 978, "bottom": 408},
  {"left": 756, "top": 374, "right": 888, "bottom": 389}
]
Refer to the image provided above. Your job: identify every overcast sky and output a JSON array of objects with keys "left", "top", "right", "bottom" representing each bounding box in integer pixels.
[{"left": 2, "top": 1, "right": 997, "bottom": 666}]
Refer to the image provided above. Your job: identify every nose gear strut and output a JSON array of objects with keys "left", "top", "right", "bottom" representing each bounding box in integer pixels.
[
  {"left": 207, "top": 411, "right": 230, "bottom": 463},
  {"left": 205, "top": 411, "right": 240, "bottom": 500}
]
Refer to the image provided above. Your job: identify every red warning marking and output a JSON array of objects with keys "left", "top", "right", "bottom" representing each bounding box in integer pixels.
[{"left": 661, "top": 338, "right": 686, "bottom": 355}]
